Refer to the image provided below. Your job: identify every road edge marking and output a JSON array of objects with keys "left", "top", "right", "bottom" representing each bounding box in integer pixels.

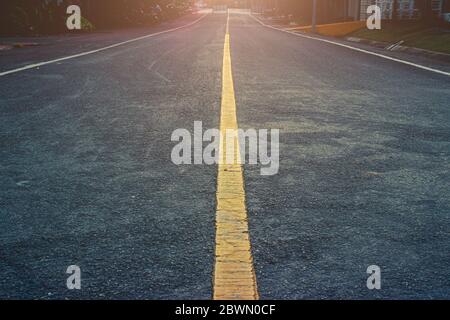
[
  {"left": 213, "top": 11, "right": 259, "bottom": 301},
  {"left": 0, "top": 13, "right": 210, "bottom": 77},
  {"left": 250, "top": 14, "right": 450, "bottom": 77}
]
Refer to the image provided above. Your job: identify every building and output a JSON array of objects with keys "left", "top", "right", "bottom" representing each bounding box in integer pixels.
[
  {"left": 249, "top": 0, "right": 362, "bottom": 24},
  {"left": 315, "top": 0, "right": 361, "bottom": 23},
  {"left": 249, "top": 0, "right": 365, "bottom": 24},
  {"left": 248, "top": 0, "right": 450, "bottom": 24},
  {"left": 360, "top": 0, "right": 449, "bottom": 20}
]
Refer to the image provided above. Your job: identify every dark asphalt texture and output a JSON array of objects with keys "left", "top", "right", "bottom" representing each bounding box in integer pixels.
[
  {"left": 0, "top": 13, "right": 224, "bottom": 299},
  {"left": 0, "top": 12, "right": 449, "bottom": 299}
]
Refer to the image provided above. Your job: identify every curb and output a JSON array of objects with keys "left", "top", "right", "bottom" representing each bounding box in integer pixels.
[
  {"left": 345, "top": 36, "right": 450, "bottom": 62},
  {"left": 12, "top": 42, "right": 40, "bottom": 48},
  {"left": 287, "top": 21, "right": 366, "bottom": 37},
  {"left": 255, "top": 15, "right": 450, "bottom": 63},
  {"left": 0, "top": 45, "right": 13, "bottom": 51},
  {"left": 0, "top": 43, "right": 40, "bottom": 50}
]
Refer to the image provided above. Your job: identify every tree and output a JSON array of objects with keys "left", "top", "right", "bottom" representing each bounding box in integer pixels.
[{"left": 0, "top": 0, "right": 195, "bottom": 36}]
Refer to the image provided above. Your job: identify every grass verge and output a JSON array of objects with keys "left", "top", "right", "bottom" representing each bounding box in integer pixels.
[{"left": 350, "top": 21, "right": 450, "bottom": 54}]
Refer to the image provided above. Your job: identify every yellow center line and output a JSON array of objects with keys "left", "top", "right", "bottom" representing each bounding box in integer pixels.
[{"left": 213, "top": 11, "right": 259, "bottom": 300}]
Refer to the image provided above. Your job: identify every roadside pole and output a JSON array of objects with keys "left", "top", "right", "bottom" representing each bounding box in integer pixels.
[{"left": 312, "top": 0, "right": 317, "bottom": 33}]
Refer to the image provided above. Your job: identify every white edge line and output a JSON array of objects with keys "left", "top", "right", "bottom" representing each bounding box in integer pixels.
[
  {"left": 0, "top": 13, "right": 209, "bottom": 77},
  {"left": 250, "top": 14, "right": 450, "bottom": 77}
]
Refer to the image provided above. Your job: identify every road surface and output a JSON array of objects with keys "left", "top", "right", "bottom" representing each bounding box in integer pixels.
[{"left": 0, "top": 11, "right": 449, "bottom": 299}]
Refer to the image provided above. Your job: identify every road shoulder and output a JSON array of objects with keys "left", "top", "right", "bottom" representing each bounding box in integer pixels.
[
  {"left": 252, "top": 14, "right": 450, "bottom": 75},
  {"left": 0, "top": 13, "right": 206, "bottom": 74}
]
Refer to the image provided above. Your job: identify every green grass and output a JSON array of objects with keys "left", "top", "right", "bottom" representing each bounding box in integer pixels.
[{"left": 351, "top": 22, "right": 450, "bottom": 54}]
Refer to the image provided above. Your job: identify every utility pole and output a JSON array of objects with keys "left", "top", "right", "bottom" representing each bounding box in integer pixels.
[{"left": 312, "top": 0, "right": 317, "bottom": 33}]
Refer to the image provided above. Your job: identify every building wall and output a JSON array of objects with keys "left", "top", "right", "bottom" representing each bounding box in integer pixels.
[
  {"left": 445, "top": 0, "right": 450, "bottom": 12},
  {"left": 250, "top": 0, "right": 360, "bottom": 23},
  {"left": 360, "top": 0, "right": 445, "bottom": 20},
  {"left": 317, "top": 0, "right": 361, "bottom": 23},
  {"left": 348, "top": 0, "right": 362, "bottom": 19}
]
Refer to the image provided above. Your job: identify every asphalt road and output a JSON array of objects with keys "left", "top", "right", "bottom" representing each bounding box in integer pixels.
[{"left": 0, "top": 12, "right": 449, "bottom": 299}]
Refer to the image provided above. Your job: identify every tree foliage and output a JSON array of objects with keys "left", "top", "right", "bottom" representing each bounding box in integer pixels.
[{"left": 0, "top": 0, "right": 194, "bottom": 35}]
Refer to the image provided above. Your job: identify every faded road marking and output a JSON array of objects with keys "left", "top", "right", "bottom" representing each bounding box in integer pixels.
[{"left": 213, "top": 12, "right": 259, "bottom": 300}]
